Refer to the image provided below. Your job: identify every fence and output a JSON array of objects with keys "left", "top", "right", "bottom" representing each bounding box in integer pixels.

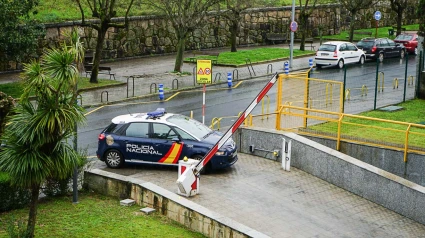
[{"left": 310, "top": 52, "right": 424, "bottom": 114}]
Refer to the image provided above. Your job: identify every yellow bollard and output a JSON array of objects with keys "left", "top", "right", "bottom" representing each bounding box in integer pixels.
[
  {"left": 361, "top": 85, "right": 368, "bottom": 96},
  {"left": 345, "top": 89, "right": 351, "bottom": 101},
  {"left": 378, "top": 71, "right": 384, "bottom": 92},
  {"left": 393, "top": 78, "right": 399, "bottom": 89}
]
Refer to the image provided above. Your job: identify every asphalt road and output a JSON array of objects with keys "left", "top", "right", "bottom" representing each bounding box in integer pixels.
[{"left": 80, "top": 55, "right": 419, "bottom": 157}]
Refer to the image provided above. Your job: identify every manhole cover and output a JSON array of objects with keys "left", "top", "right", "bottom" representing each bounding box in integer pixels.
[{"left": 378, "top": 106, "right": 403, "bottom": 112}]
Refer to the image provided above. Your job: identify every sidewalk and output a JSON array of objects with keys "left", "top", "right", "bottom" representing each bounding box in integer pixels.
[{"left": 0, "top": 42, "right": 318, "bottom": 106}]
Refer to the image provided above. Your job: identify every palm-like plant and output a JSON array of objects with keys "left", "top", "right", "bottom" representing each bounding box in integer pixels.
[{"left": 0, "top": 28, "right": 86, "bottom": 238}]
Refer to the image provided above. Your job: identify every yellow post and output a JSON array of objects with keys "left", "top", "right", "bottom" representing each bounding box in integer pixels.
[
  {"left": 326, "top": 83, "right": 333, "bottom": 107},
  {"left": 404, "top": 124, "right": 411, "bottom": 162},
  {"left": 336, "top": 114, "right": 344, "bottom": 151},
  {"left": 303, "top": 76, "right": 309, "bottom": 128},
  {"left": 393, "top": 78, "right": 399, "bottom": 89},
  {"left": 345, "top": 89, "right": 351, "bottom": 101},
  {"left": 276, "top": 74, "right": 283, "bottom": 129},
  {"left": 361, "top": 85, "right": 368, "bottom": 96},
  {"left": 190, "top": 110, "right": 193, "bottom": 118},
  {"left": 408, "top": 75, "right": 414, "bottom": 86},
  {"left": 378, "top": 72, "right": 384, "bottom": 92},
  {"left": 275, "top": 106, "right": 282, "bottom": 130},
  {"left": 261, "top": 95, "right": 270, "bottom": 120},
  {"left": 340, "top": 85, "right": 344, "bottom": 113}
]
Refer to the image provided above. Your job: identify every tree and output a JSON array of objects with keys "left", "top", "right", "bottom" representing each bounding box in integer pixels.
[
  {"left": 0, "top": 92, "right": 15, "bottom": 136},
  {"left": 220, "top": 0, "right": 255, "bottom": 52},
  {"left": 298, "top": 0, "right": 318, "bottom": 51},
  {"left": 0, "top": 0, "right": 45, "bottom": 67},
  {"left": 339, "top": 0, "right": 376, "bottom": 42},
  {"left": 143, "top": 0, "right": 220, "bottom": 72},
  {"left": 389, "top": 0, "right": 415, "bottom": 36},
  {"left": 418, "top": 0, "right": 425, "bottom": 48},
  {"left": 74, "top": 0, "right": 135, "bottom": 83},
  {"left": 0, "top": 33, "right": 86, "bottom": 237}
]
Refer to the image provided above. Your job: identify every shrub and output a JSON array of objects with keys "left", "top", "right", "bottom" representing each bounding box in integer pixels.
[{"left": 0, "top": 172, "right": 31, "bottom": 212}]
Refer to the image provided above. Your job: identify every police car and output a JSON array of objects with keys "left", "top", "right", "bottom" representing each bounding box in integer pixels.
[{"left": 96, "top": 108, "right": 238, "bottom": 172}]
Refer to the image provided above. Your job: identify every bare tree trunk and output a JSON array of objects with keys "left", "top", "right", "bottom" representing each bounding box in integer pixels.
[
  {"left": 90, "top": 25, "right": 108, "bottom": 83},
  {"left": 27, "top": 183, "right": 40, "bottom": 238},
  {"left": 174, "top": 37, "right": 186, "bottom": 72},
  {"left": 300, "top": 15, "right": 308, "bottom": 51},
  {"left": 396, "top": 10, "right": 403, "bottom": 35},
  {"left": 230, "top": 20, "right": 238, "bottom": 52},
  {"left": 349, "top": 14, "right": 356, "bottom": 42}
]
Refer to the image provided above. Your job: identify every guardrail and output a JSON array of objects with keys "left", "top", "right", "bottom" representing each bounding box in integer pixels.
[{"left": 244, "top": 105, "right": 425, "bottom": 161}]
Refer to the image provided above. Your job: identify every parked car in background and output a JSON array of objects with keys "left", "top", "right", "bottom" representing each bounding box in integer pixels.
[
  {"left": 394, "top": 33, "right": 418, "bottom": 55},
  {"left": 315, "top": 41, "right": 365, "bottom": 69},
  {"left": 356, "top": 38, "right": 405, "bottom": 62}
]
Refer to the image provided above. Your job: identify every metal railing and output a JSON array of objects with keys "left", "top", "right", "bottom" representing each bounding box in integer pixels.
[{"left": 244, "top": 105, "right": 425, "bottom": 161}]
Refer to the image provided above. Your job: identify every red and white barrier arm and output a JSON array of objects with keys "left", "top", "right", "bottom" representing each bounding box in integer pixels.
[
  {"left": 194, "top": 73, "right": 279, "bottom": 175},
  {"left": 176, "top": 73, "right": 279, "bottom": 195}
]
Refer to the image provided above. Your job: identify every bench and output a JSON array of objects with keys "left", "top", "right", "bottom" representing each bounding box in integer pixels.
[
  {"left": 353, "top": 31, "right": 373, "bottom": 37},
  {"left": 188, "top": 50, "right": 220, "bottom": 65},
  {"left": 265, "top": 33, "right": 288, "bottom": 45},
  {"left": 84, "top": 64, "right": 116, "bottom": 80},
  {"left": 293, "top": 38, "right": 315, "bottom": 50}
]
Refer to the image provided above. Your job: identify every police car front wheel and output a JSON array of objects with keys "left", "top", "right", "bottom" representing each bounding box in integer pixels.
[
  {"left": 105, "top": 149, "right": 124, "bottom": 168},
  {"left": 192, "top": 155, "right": 211, "bottom": 174}
]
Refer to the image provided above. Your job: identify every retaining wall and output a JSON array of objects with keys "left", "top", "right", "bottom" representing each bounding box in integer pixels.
[
  {"left": 234, "top": 127, "right": 425, "bottom": 225},
  {"left": 84, "top": 169, "right": 268, "bottom": 238}
]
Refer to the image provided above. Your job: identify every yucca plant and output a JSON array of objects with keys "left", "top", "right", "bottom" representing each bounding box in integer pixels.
[{"left": 0, "top": 27, "right": 86, "bottom": 238}]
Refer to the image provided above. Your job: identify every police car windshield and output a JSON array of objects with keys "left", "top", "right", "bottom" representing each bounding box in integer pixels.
[{"left": 166, "top": 115, "right": 211, "bottom": 139}]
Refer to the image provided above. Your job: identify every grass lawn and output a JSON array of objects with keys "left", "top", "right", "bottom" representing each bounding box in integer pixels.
[
  {"left": 308, "top": 99, "right": 425, "bottom": 149},
  {"left": 186, "top": 48, "right": 315, "bottom": 66},
  {"left": 320, "top": 24, "right": 420, "bottom": 42},
  {"left": 0, "top": 192, "right": 205, "bottom": 238},
  {"left": 0, "top": 78, "right": 123, "bottom": 99}
]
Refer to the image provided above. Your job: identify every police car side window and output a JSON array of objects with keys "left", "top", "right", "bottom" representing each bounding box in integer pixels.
[
  {"left": 152, "top": 123, "right": 176, "bottom": 139},
  {"left": 125, "top": 123, "right": 149, "bottom": 138},
  {"left": 174, "top": 127, "right": 196, "bottom": 140}
]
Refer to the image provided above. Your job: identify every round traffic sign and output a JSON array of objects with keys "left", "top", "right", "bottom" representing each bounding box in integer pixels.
[
  {"left": 374, "top": 11, "right": 382, "bottom": 21},
  {"left": 290, "top": 21, "right": 298, "bottom": 32}
]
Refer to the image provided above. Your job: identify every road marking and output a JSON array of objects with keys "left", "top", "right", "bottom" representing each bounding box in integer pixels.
[{"left": 84, "top": 105, "right": 105, "bottom": 116}]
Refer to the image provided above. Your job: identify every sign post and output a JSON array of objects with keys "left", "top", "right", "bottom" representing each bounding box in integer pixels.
[
  {"left": 374, "top": 11, "right": 381, "bottom": 39},
  {"left": 196, "top": 60, "right": 212, "bottom": 124},
  {"left": 289, "top": 21, "right": 298, "bottom": 69}
]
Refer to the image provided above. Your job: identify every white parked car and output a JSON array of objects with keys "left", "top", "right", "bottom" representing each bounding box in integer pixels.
[{"left": 315, "top": 41, "right": 366, "bottom": 69}]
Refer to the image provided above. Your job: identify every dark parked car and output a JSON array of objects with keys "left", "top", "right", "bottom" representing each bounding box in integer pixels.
[
  {"left": 394, "top": 33, "right": 418, "bottom": 55},
  {"left": 356, "top": 38, "right": 405, "bottom": 62}
]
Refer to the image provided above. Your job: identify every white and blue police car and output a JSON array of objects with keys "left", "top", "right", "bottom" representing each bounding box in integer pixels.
[{"left": 96, "top": 108, "right": 238, "bottom": 172}]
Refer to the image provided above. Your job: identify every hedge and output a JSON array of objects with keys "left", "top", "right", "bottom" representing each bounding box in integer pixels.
[{"left": 0, "top": 172, "right": 31, "bottom": 212}]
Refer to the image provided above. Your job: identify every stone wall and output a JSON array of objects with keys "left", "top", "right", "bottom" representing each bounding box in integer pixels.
[
  {"left": 43, "top": 5, "right": 344, "bottom": 61},
  {"left": 3, "top": 4, "right": 414, "bottom": 71},
  {"left": 84, "top": 169, "right": 268, "bottom": 238}
]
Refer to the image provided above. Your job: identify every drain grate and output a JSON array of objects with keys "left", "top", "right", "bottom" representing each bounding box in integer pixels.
[{"left": 378, "top": 106, "right": 404, "bottom": 112}]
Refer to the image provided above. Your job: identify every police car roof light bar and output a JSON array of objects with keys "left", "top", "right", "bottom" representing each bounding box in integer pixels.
[
  {"left": 176, "top": 73, "right": 279, "bottom": 196},
  {"left": 147, "top": 108, "right": 166, "bottom": 118}
]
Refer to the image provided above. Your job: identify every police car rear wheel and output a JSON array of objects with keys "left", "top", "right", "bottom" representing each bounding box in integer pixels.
[
  {"left": 105, "top": 149, "right": 124, "bottom": 168},
  {"left": 193, "top": 155, "right": 211, "bottom": 174}
]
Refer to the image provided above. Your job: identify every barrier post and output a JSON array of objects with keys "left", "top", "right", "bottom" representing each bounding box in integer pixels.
[
  {"left": 159, "top": 84, "right": 164, "bottom": 100},
  {"left": 309, "top": 58, "right": 313, "bottom": 70},
  {"left": 284, "top": 61, "right": 289, "bottom": 74},
  {"left": 374, "top": 58, "right": 380, "bottom": 110},
  {"left": 403, "top": 52, "right": 408, "bottom": 102},
  {"left": 227, "top": 72, "right": 232, "bottom": 88}
]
